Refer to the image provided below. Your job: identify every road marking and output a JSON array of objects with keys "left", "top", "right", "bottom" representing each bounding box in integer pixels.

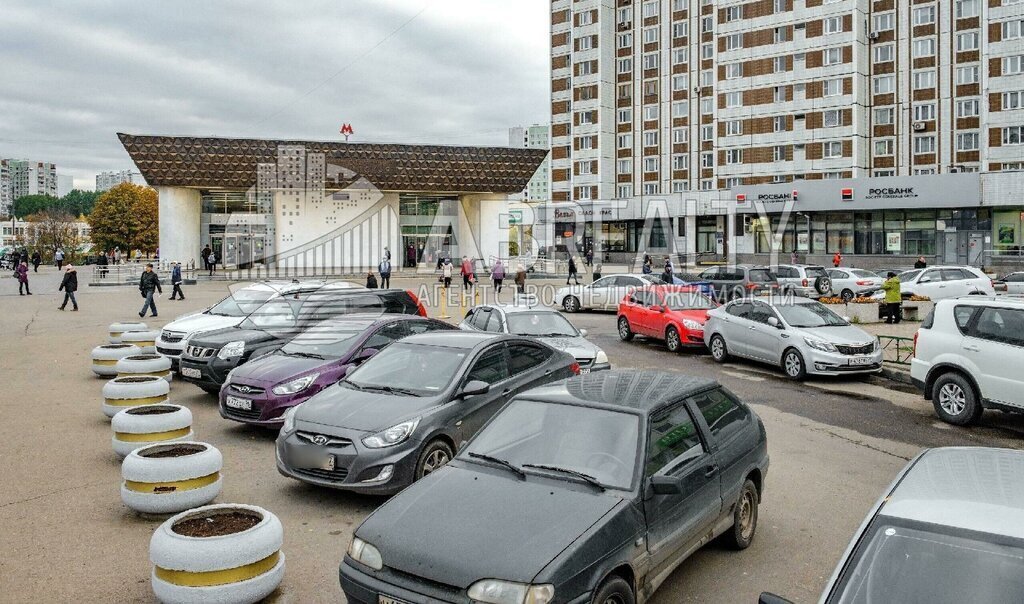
[{"left": 720, "top": 370, "right": 766, "bottom": 382}]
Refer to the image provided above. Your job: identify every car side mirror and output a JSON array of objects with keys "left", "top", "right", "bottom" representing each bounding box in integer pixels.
[
  {"left": 344, "top": 364, "right": 359, "bottom": 377},
  {"left": 458, "top": 379, "right": 490, "bottom": 398},
  {"left": 759, "top": 593, "right": 794, "bottom": 604},
  {"left": 649, "top": 474, "right": 682, "bottom": 495},
  {"left": 352, "top": 347, "right": 379, "bottom": 363},
  {"left": 919, "top": 277, "right": 932, "bottom": 283},
  {"left": 651, "top": 305, "right": 665, "bottom": 313},
  {"left": 767, "top": 317, "right": 782, "bottom": 329},
  {"left": 579, "top": 328, "right": 588, "bottom": 337}
]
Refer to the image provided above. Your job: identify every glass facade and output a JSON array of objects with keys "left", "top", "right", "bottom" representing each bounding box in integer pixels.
[{"left": 398, "top": 193, "right": 459, "bottom": 263}]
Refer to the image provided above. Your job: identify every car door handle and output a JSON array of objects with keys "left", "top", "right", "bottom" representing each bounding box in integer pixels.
[
  {"left": 502, "top": 388, "right": 513, "bottom": 396},
  {"left": 962, "top": 344, "right": 980, "bottom": 352},
  {"left": 704, "top": 465, "right": 719, "bottom": 477},
  {"left": 748, "top": 325, "right": 756, "bottom": 330}
]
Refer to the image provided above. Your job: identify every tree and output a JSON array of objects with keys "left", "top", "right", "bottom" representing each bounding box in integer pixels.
[
  {"left": 13, "top": 194, "right": 58, "bottom": 219},
  {"left": 87, "top": 183, "right": 159, "bottom": 253},
  {"left": 61, "top": 189, "right": 101, "bottom": 217},
  {"left": 23, "top": 211, "right": 83, "bottom": 262}
]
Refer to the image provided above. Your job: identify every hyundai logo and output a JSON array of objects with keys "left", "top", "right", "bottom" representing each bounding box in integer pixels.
[
  {"left": 312, "top": 435, "right": 328, "bottom": 446},
  {"left": 235, "top": 385, "right": 252, "bottom": 394}
]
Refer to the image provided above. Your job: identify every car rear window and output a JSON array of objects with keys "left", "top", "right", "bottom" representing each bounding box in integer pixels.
[
  {"left": 805, "top": 267, "right": 827, "bottom": 278},
  {"left": 748, "top": 269, "right": 776, "bottom": 282}
]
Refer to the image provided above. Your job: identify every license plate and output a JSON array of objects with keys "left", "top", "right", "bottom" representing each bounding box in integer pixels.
[
  {"left": 849, "top": 357, "right": 873, "bottom": 366},
  {"left": 322, "top": 455, "right": 335, "bottom": 471},
  {"left": 225, "top": 396, "right": 251, "bottom": 410},
  {"left": 579, "top": 367, "right": 591, "bottom": 374},
  {"left": 180, "top": 366, "right": 202, "bottom": 379},
  {"left": 379, "top": 596, "right": 409, "bottom": 604}
]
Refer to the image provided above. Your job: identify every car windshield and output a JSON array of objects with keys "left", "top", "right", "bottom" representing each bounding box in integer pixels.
[
  {"left": 237, "top": 298, "right": 303, "bottom": 330},
  {"left": 833, "top": 518, "right": 1024, "bottom": 604},
  {"left": 208, "top": 289, "right": 276, "bottom": 317},
  {"left": 661, "top": 291, "right": 717, "bottom": 310},
  {"left": 899, "top": 269, "right": 921, "bottom": 282},
  {"left": 776, "top": 301, "right": 849, "bottom": 327},
  {"left": 851, "top": 270, "right": 880, "bottom": 279},
  {"left": 749, "top": 269, "right": 777, "bottom": 282},
  {"left": 506, "top": 312, "right": 578, "bottom": 337},
  {"left": 805, "top": 267, "right": 827, "bottom": 278},
  {"left": 345, "top": 343, "right": 466, "bottom": 394},
  {"left": 640, "top": 275, "right": 664, "bottom": 285},
  {"left": 465, "top": 399, "right": 640, "bottom": 490},
  {"left": 279, "top": 326, "right": 365, "bottom": 359}
]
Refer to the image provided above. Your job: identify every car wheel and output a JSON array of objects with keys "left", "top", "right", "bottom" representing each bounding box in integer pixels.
[
  {"left": 840, "top": 289, "right": 854, "bottom": 303},
  {"left": 617, "top": 316, "right": 634, "bottom": 341},
  {"left": 782, "top": 348, "right": 806, "bottom": 380},
  {"left": 814, "top": 276, "right": 832, "bottom": 296},
  {"left": 725, "top": 479, "right": 759, "bottom": 550},
  {"left": 665, "top": 326, "right": 682, "bottom": 353},
  {"left": 591, "top": 576, "right": 634, "bottom": 604},
  {"left": 932, "top": 373, "right": 982, "bottom": 426},
  {"left": 415, "top": 440, "right": 454, "bottom": 480},
  {"left": 562, "top": 296, "right": 581, "bottom": 313},
  {"left": 709, "top": 334, "right": 729, "bottom": 363}
]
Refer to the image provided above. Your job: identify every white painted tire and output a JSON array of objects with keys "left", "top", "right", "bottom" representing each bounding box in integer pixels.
[
  {"left": 150, "top": 504, "right": 285, "bottom": 604},
  {"left": 102, "top": 375, "right": 171, "bottom": 418},
  {"left": 122, "top": 330, "right": 160, "bottom": 354},
  {"left": 121, "top": 442, "right": 223, "bottom": 514},
  {"left": 92, "top": 344, "right": 142, "bottom": 377},
  {"left": 109, "top": 321, "right": 149, "bottom": 344},
  {"left": 116, "top": 354, "right": 173, "bottom": 382},
  {"left": 111, "top": 404, "right": 193, "bottom": 459}
]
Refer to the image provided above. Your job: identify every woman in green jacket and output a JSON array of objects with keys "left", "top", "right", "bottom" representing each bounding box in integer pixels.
[{"left": 881, "top": 272, "right": 902, "bottom": 324}]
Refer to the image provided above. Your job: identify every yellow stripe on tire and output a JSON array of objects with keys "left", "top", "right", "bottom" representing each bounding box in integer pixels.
[
  {"left": 124, "top": 472, "right": 219, "bottom": 494},
  {"left": 117, "top": 370, "right": 170, "bottom": 378},
  {"left": 94, "top": 359, "right": 119, "bottom": 366},
  {"left": 154, "top": 551, "right": 280, "bottom": 587},
  {"left": 105, "top": 395, "right": 169, "bottom": 407},
  {"left": 114, "top": 427, "right": 191, "bottom": 442}
]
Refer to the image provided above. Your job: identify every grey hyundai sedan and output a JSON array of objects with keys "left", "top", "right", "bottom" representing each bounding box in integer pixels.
[{"left": 340, "top": 370, "right": 769, "bottom": 603}]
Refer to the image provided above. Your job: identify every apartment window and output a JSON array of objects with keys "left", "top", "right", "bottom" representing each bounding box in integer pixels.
[
  {"left": 642, "top": 53, "right": 659, "bottom": 70},
  {"left": 618, "top": 83, "right": 631, "bottom": 99},
  {"left": 700, "top": 69, "right": 714, "bottom": 86},
  {"left": 672, "top": 154, "right": 689, "bottom": 170},
  {"left": 578, "top": 10, "right": 594, "bottom": 26},
  {"left": 725, "top": 63, "right": 742, "bottom": 79},
  {"left": 957, "top": 98, "right": 980, "bottom": 117},
  {"left": 1004, "top": 126, "right": 1024, "bottom": 145},
  {"left": 577, "top": 61, "right": 595, "bottom": 76},
  {"left": 726, "top": 120, "right": 742, "bottom": 136},
  {"left": 1004, "top": 19, "right": 1024, "bottom": 40},
  {"left": 914, "top": 136, "right": 936, "bottom": 154},
  {"left": 643, "top": 80, "right": 659, "bottom": 97},
  {"left": 578, "top": 187, "right": 593, "bottom": 200},
  {"left": 577, "top": 36, "right": 594, "bottom": 51},
  {"left": 957, "top": 132, "right": 979, "bottom": 151},
  {"left": 773, "top": 146, "right": 786, "bottom": 161},
  {"left": 673, "top": 22, "right": 689, "bottom": 38},
  {"left": 1004, "top": 91, "right": 1023, "bottom": 110},
  {"left": 874, "top": 169, "right": 896, "bottom": 177},
  {"left": 672, "top": 128, "right": 688, "bottom": 144},
  {"left": 955, "top": 0, "right": 979, "bottom": 19},
  {"left": 672, "top": 101, "right": 689, "bottom": 117},
  {"left": 643, "top": 27, "right": 658, "bottom": 44},
  {"left": 579, "top": 135, "right": 596, "bottom": 149},
  {"left": 874, "top": 107, "right": 894, "bottom": 125},
  {"left": 701, "top": 16, "right": 713, "bottom": 33},
  {"left": 701, "top": 152, "right": 714, "bottom": 168},
  {"left": 873, "top": 13, "right": 894, "bottom": 32},
  {"left": 726, "top": 6, "right": 743, "bottom": 21},
  {"left": 672, "top": 74, "right": 688, "bottom": 91},
  {"left": 774, "top": 86, "right": 786, "bottom": 102},
  {"left": 576, "top": 161, "right": 593, "bottom": 175},
  {"left": 824, "top": 17, "right": 842, "bottom": 34},
  {"left": 617, "top": 32, "right": 633, "bottom": 48},
  {"left": 774, "top": 27, "right": 786, "bottom": 43},
  {"left": 617, "top": 133, "right": 633, "bottom": 148},
  {"left": 701, "top": 125, "right": 714, "bottom": 141},
  {"left": 617, "top": 7, "right": 631, "bottom": 25},
  {"left": 725, "top": 177, "right": 742, "bottom": 188},
  {"left": 956, "top": 65, "right": 979, "bottom": 85},
  {"left": 913, "top": 70, "right": 936, "bottom": 90},
  {"left": 643, "top": 131, "right": 659, "bottom": 147},
  {"left": 578, "top": 110, "right": 596, "bottom": 124},
  {"left": 617, "top": 58, "right": 632, "bottom": 73},
  {"left": 913, "top": 38, "right": 935, "bottom": 58},
  {"left": 617, "top": 184, "right": 633, "bottom": 198},
  {"left": 874, "top": 75, "right": 895, "bottom": 94},
  {"left": 823, "top": 109, "right": 841, "bottom": 127},
  {"left": 875, "top": 44, "right": 894, "bottom": 63},
  {"left": 642, "top": 0, "right": 659, "bottom": 18},
  {"left": 643, "top": 157, "right": 660, "bottom": 172},
  {"left": 913, "top": 5, "right": 935, "bottom": 26},
  {"left": 643, "top": 183, "right": 661, "bottom": 195},
  {"left": 673, "top": 49, "right": 688, "bottom": 66},
  {"left": 773, "top": 116, "right": 786, "bottom": 132},
  {"left": 1002, "top": 163, "right": 1024, "bottom": 171},
  {"left": 823, "top": 78, "right": 842, "bottom": 97},
  {"left": 617, "top": 159, "right": 632, "bottom": 174},
  {"left": 643, "top": 105, "right": 659, "bottom": 121},
  {"left": 618, "top": 108, "right": 632, "bottom": 123},
  {"left": 726, "top": 33, "right": 743, "bottom": 50},
  {"left": 773, "top": 56, "right": 787, "bottom": 73},
  {"left": 874, "top": 139, "right": 894, "bottom": 156},
  {"left": 774, "top": 0, "right": 786, "bottom": 13},
  {"left": 823, "top": 141, "right": 843, "bottom": 158},
  {"left": 724, "top": 91, "right": 742, "bottom": 108},
  {"left": 913, "top": 103, "right": 936, "bottom": 121},
  {"left": 1005, "top": 56, "right": 1024, "bottom": 75},
  {"left": 672, "top": 181, "right": 688, "bottom": 193},
  {"left": 693, "top": 98, "right": 709, "bottom": 117},
  {"left": 701, "top": 43, "right": 713, "bottom": 59},
  {"left": 823, "top": 47, "right": 842, "bottom": 66},
  {"left": 824, "top": 172, "right": 842, "bottom": 179},
  {"left": 913, "top": 168, "right": 936, "bottom": 175},
  {"left": 956, "top": 31, "right": 979, "bottom": 51}
]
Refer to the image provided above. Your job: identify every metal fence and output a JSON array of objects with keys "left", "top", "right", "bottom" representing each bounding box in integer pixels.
[
  {"left": 89, "top": 261, "right": 197, "bottom": 285},
  {"left": 878, "top": 335, "right": 914, "bottom": 365}
]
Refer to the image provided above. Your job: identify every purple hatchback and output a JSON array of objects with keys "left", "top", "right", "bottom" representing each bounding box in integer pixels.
[{"left": 219, "top": 314, "right": 455, "bottom": 427}]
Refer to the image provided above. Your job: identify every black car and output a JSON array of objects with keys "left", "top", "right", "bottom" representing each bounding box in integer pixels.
[
  {"left": 179, "top": 285, "right": 425, "bottom": 393},
  {"left": 340, "top": 370, "right": 769, "bottom": 603},
  {"left": 276, "top": 331, "right": 580, "bottom": 495}
]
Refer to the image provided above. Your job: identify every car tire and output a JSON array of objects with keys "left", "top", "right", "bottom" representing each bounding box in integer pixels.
[
  {"left": 200, "top": 385, "right": 221, "bottom": 396},
  {"left": 709, "top": 334, "right": 729, "bottom": 363},
  {"left": 415, "top": 440, "right": 454, "bottom": 481},
  {"left": 725, "top": 479, "right": 759, "bottom": 550},
  {"left": 665, "top": 326, "right": 682, "bottom": 353},
  {"left": 562, "top": 296, "right": 581, "bottom": 313},
  {"left": 840, "top": 289, "right": 855, "bottom": 303},
  {"left": 782, "top": 348, "right": 807, "bottom": 380},
  {"left": 591, "top": 576, "right": 634, "bottom": 604},
  {"left": 617, "top": 316, "right": 634, "bottom": 341},
  {"left": 814, "top": 276, "right": 832, "bottom": 296},
  {"left": 932, "top": 372, "right": 982, "bottom": 426}
]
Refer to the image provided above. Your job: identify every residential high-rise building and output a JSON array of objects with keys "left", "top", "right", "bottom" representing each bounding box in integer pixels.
[
  {"left": 96, "top": 169, "right": 146, "bottom": 192},
  {"left": 0, "top": 160, "right": 10, "bottom": 217},
  {"left": 508, "top": 125, "right": 551, "bottom": 201},
  {"left": 0, "top": 159, "right": 58, "bottom": 215},
  {"left": 549, "top": 0, "right": 1024, "bottom": 200}
]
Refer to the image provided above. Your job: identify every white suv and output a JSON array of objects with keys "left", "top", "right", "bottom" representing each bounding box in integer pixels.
[
  {"left": 911, "top": 297, "right": 1024, "bottom": 425},
  {"left": 876, "top": 266, "right": 994, "bottom": 301}
]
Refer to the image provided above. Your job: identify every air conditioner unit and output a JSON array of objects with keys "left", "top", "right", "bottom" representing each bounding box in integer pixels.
[
  {"left": 949, "top": 166, "right": 961, "bottom": 173},
  {"left": 868, "top": 31, "right": 880, "bottom": 40},
  {"left": 693, "top": 86, "right": 700, "bottom": 94},
  {"left": 912, "top": 121, "right": 926, "bottom": 131}
]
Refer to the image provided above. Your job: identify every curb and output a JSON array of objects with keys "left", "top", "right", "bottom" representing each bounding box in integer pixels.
[{"left": 880, "top": 365, "right": 913, "bottom": 385}]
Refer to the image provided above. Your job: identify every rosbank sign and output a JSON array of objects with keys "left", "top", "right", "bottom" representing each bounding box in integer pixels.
[
  {"left": 733, "top": 174, "right": 980, "bottom": 212},
  {"left": 865, "top": 187, "right": 918, "bottom": 200}
]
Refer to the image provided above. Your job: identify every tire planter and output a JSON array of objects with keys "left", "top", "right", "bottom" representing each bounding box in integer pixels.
[
  {"left": 116, "top": 354, "right": 173, "bottom": 382},
  {"left": 92, "top": 344, "right": 142, "bottom": 377},
  {"left": 102, "top": 375, "right": 171, "bottom": 418},
  {"left": 150, "top": 504, "right": 285, "bottom": 604},
  {"left": 111, "top": 404, "right": 193, "bottom": 459},
  {"left": 121, "top": 329, "right": 160, "bottom": 354},
  {"left": 121, "top": 442, "right": 223, "bottom": 514},
  {"left": 109, "top": 321, "right": 149, "bottom": 344}
]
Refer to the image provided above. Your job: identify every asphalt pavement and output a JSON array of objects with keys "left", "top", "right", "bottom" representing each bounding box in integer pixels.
[{"left": 1, "top": 272, "right": 1021, "bottom": 603}]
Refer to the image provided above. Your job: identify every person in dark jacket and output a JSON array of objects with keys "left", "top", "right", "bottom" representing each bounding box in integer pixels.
[
  {"left": 169, "top": 262, "right": 185, "bottom": 300},
  {"left": 201, "top": 244, "right": 212, "bottom": 272},
  {"left": 566, "top": 256, "right": 581, "bottom": 285},
  {"left": 16, "top": 261, "right": 31, "bottom": 295},
  {"left": 96, "top": 252, "right": 109, "bottom": 278},
  {"left": 58, "top": 265, "right": 78, "bottom": 311},
  {"left": 914, "top": 256, "right": 927, "bottom": 269},
  {"left": 138, "top": 263, "right": 162, "bottom": 318},
  {"left": 365, "top": 270, "right": 378, "bottom": 288},
  {"left": 31, "top": 251, "right": 41, "bottom": 272},
  {"left": 378, "top": 257, "right": 391, "bottom": 289}
]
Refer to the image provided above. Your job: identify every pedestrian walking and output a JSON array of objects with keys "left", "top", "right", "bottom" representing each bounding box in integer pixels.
[
  {"left": 881, "top": 271, "right": 902, "bottom": 324},
  {"left": 207, "top": 251, "right": 217, "bottom": 276},
  {"left": 96, "top": 251, "right": 109, "bottom": 278},
  {"left": 585, "top": 247, "right": 593, "bottom": 267},
  {"left": 378, "top": 257, "right": 392, "bottom": 289},
  {"left": 566, "top": 256, "right": 581, "bottom": 285},
  {"left": 790, "top": 250, "right": 798, "bottom": 265},
  {"left": 832, "top": 251, "right": 843, "bottom": 267},
  {"left": 406, "top": 244, "right": 416, "bottom": 268},
  {"left": 31, "top": 250, "right": 41, "bottom": 272},
  {"left": 54, "top": 248, "right": 65, "bottom": 270},
  {"left": 662, "top": 259, "right": 675, "bottom": 285},
  {"left": 441, "top": 258, "right": 453, "bottom": 288},
  {"left": 914, "top": 256, "right": 927, "bottom": 269},
  {"left": 491, "top": 259, "right": 505, "bottom": 293},
  {"left": 114, "top": 247, "right": 122, "bottom": 265},
  {"left": 593, "top": 261, "right": 602, "bottom": 282},
  {"left": 383, "top": 246, "right": 391, "bottom": 262},
  {"left": 515, "top": 263, "right": 527, "bottom": 294},
  {"left": 15, "top": 261, "right": 31, "bottom": 295},
  {"left": 138, "top": 263, "right": 162, "bottom": 318},
  {"left": 642, "top": 253, "right": 653, "bottom": 274},
  {"left": 200, "top": 244, "right": 211, "bottom": 272},
  {"left": 460, "top": 256, "right": 474, "bottom": 290},
  {"left": 365, "top": 270, "right": 378, "bottom": 289},
  {"left": 58, "top": 265, "right": 79, "bottom": 311},
  {"left": 169, "top": 262, "right": 185, "bottom": 300}
]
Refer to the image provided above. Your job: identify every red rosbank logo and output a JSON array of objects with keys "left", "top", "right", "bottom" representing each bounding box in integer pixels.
[
  {"left": 792, "top": 190, "right": 798, "bottom": 202},
  {"left": 736, "top": 193, "right": 746, "bottom": 203},
  {"left": 841, "top": 188, "right": 853, "bottom": 201}
]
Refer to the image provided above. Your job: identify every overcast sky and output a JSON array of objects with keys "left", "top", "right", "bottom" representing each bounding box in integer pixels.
[{"left": 0, "top": 0, "right": 550, "bottom": 189}]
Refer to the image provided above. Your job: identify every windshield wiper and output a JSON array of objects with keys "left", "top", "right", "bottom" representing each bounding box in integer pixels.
[
  {"left": 522, "top": 463, "right": 605, "bottom": 490},
  {"left": 361, "top": 384, "right": 422, "bottom": 397},
  {"left": 468, "top": 452, "right": 525, "bottom": 478},
  {"left": 207, "top": 311, "right": 231, "bottom": 316},
  {"left": 339, "top": 378, "right": 363, "bottom": 390},
  {"left": 281, "top": 350, "right": 325, "bottom": 359}
]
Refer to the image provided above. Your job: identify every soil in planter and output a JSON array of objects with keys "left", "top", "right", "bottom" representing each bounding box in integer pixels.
[
  {"left": 103, "top": 344, "right": 135, "bottom": 349},
  {"left": 141, "top": 444, "right": 206, "bottom": 458},
  {"left": 116, "top": 376, "right": 160, "bottom": 384},
  {"left": 173, "top": 511, "right": 261, "bottom": 537},
  {"left": 125, "top": 354, "right": 161, "bottom": 361},
  {"left": 126, "top": 405, "right": 178, "bottom": 416}
]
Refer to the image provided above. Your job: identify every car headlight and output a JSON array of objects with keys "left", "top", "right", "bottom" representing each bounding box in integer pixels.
[
  {"left": 682, "top": 318, "right": 702, "bottom": 331},
  {"left": 272, "top": 373, "right": 319, "bottom": 395},
  {"left": 218, "top": 340, "right": 245, "bottom": 360},
  {"left": 804, "top": 337, "right": 838, "bottom": 353},
  {"left": 874, "top": 336, "right": 881, "bottom": 352},
  {"left": 361, "top": 419, "right": 420, "bottom": 449},
  {"left": 281, "top": 407, "right": 298, "bottom": 433},
  {"left": 346, "top": 536, "right": 383, "bottom": 571},
  {"left": 595, "top": 349, "right": 608, "bottom": 364},
  {"left": 468, "top": 580, "right": 554, "bottom": 604}
]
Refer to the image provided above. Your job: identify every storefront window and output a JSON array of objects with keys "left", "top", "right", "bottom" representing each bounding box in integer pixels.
[
  {"left": 603, "top": 222, "right": 628, "bottom": 251},
  {"left": 826, "top": 212, "right": 854, "bottom": 254},
  {"left": 855, "top": 211, "right": 885, "bottom": 255}
]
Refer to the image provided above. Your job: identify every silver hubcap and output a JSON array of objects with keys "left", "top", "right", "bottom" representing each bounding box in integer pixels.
[
  {"left": 938, "top": 383, "right": 967, "bottom": 416},
  {"left": 422, "top": 449, "right": 450, "bottom": 475},
  {"left": 565, "top": 297, "right": 578, "bottom": 312},
  {"left": 738, "top": 490, "right": 755, "bottom": 540},
  {"left": 712, "top": 338, "right": 724, "bottom": 358},
  {"left": 667, "top": 329, "right": 679, "bottom": 349},
  {"left": 785, "top": 353, "right": 801, "bottom": 376},
  {"left": 619, "top": 320, "right": 630, "bottom": 338}
]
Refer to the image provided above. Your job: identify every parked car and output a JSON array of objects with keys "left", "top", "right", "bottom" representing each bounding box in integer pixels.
[
  {"left": 276, "top": 331, "right": 579, "bottom": 495},
  {"left": 696, "top": 265, "right": 780, "bottom": 302},
  {"left": 704, "top": 297, "right": 882, "bottom": 379},
  {"left": 617, "top": 285, "right": 718, "bottom": 352},
  {"left": 339, "top": 369, "right": 769, "bottom": 604},
  {"left": 156, "top": 280, "right": 330, "bottom": 368},
  {"left": 179, "top": 285, "right": 426, "bottom": 393},
  {"left": 759, "top": 447, "right": 1024, "bottom": 604},
  {"left": 556, "top": 273, "right": 663, "bottom": 312},
  {"left": 910, "top": 297, "right": 1024, "bottom": 425},
  {"left": 993, "top": 271, "right": 1024, "bottom": 294},
  {"left": 773, "top": 264, "right": 832, "bottom": 299},
  {"left": 871, "top": 266, "right": 994, "bottom": 301},
  {"left": 219, "top": 314, "right": 456, "bottom": 427},
  {"left": 459, "top": 304, "right": 610, "bottom": 372},
  {"left": 825, "top": 268, "right": 884, "bottom": 302}
]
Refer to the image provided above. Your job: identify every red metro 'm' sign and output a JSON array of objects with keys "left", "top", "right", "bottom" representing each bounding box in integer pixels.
[{"left": 340, "top": 124, "right": 354, "bottom": 136}]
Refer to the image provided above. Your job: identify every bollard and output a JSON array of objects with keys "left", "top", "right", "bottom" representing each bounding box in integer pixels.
[
  {"left": 474, "top": 285, "right": 480, "bottom": 306},
  {"left": 438, "top": 286, "right": 450, "bottom": 320}
]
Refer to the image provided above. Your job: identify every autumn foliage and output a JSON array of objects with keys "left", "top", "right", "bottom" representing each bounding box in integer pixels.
[{"left": 87, "top": 183, "right": 159, "bottom": 253}]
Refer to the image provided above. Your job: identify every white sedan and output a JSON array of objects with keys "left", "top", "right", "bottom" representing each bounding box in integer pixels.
[
  {"left": 826, "top": 268, "right": 884, "bottom": 302},
  {"left": 871, "top": 266, "right": 994, "bottom": 301},
  {"left": 555, "top": 274, "right": 663, "bottom": 312}
]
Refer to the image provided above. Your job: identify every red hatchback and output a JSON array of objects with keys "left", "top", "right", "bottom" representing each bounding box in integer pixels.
[{"left": 617, "top": 285, "right": 718, "bottom": 352}]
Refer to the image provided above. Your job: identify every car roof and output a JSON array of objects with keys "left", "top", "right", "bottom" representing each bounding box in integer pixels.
[
  {"left": 400, "top": 330, "right": 503, "bottom": 349},
  {"left": 880, "top": 447, "right": 1024, "bottom": 539},
  {"left": 936, "top": 296, "right": 1024, "bottom": 308},
  {"left": 482, "top": 304, "right": 561, "bottom": 315},
  {"left": 305, "top": 313, "right": 426, "bottom": 330},
  {"left": 522, "top": 370, "right": 718, "bottom": 414},
  {"left": 743, "top": 295, "right": 816, "bottom": 305}
]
